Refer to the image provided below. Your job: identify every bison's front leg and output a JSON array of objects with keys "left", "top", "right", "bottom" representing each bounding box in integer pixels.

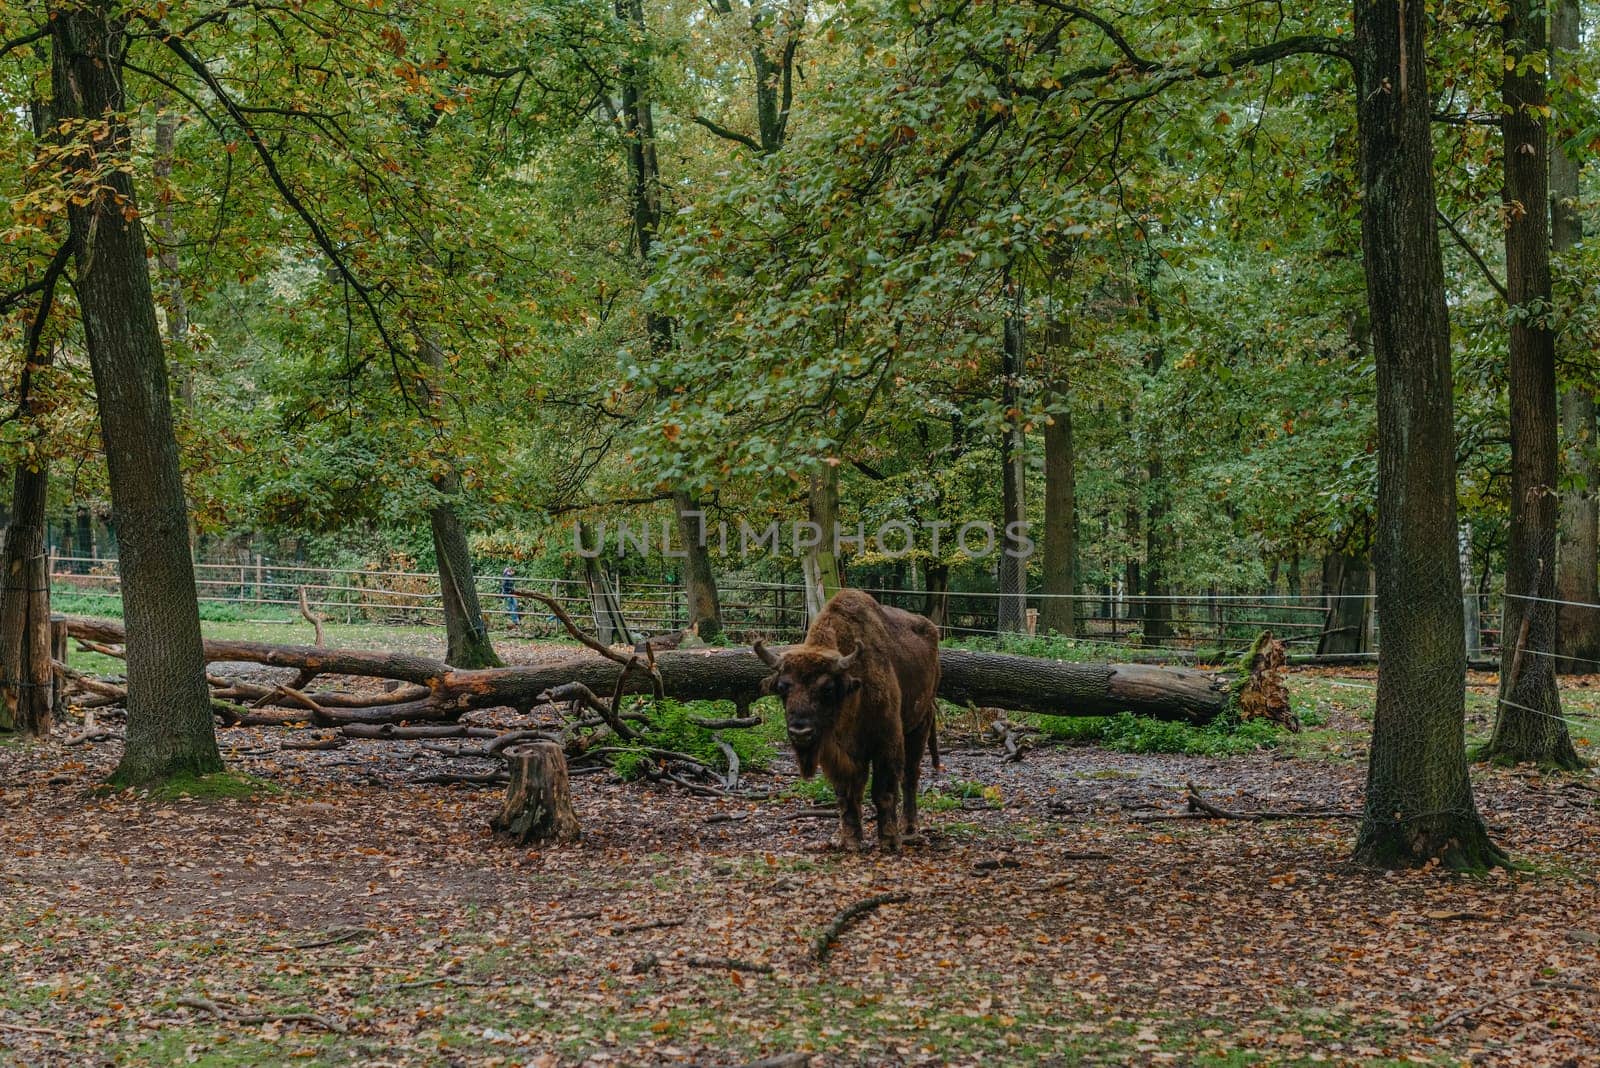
[
  {"left": 871, "top": 755, "right": 904, "bottom": 853},
  {"left": 835, "top": 770, "right": 868, "bottom": 851}
]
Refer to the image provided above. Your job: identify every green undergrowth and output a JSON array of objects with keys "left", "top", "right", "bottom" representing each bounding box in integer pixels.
[
  {"left": 611, "top": 699, "right": 781, "bottom": 782},
  {"left": 944, "top": 630, "right": 1244, "bottom": 666},
  {"left": 1025, "top": 711, "right": 1293, "bottom": 756}
]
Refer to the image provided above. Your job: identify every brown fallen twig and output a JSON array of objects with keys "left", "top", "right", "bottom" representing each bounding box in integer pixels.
[
  {"left": 387, "top": 975, "right": 495, "bottom": 991},
  {"left": 1131, "top": 783, "right": 1359, "bottom": 822},
  {"left": 1432, "top": 979, "right": 1600, "bottom": 1032},
  {"left": 280, "top": 735, "right": 347, "bottom": 752},
  {"left": 789, "top": 806, "right": 838, "bottom": 820},
  {"left": 610, "top": 918, "right": 685, "bottom": 935},
  {"left": 0, "top": 1019, "right": 75, "bottom": 1038},
  {"left": 260, "top": 927, "right": 374, "bottom": 953},
  {"left": 814, "top": 892, "right": 911, "bottom": 964},
  {"left": 713, "top": 735, "right": 741, "bottom": 791},
  {"left": 175, "top": 995, "right": 346, "bottom": 1034},
  {"left": 688, "top": 714, "right": 763, "bottom": 729},
  {"left": 63, "top": 726, "right": 116, "bottom": 746},
  {"left": 408, "top": 771, "right": 510, "bottom": 787},
  {"left": 684, "top": 955, "right": 775, "bottom": 975}
]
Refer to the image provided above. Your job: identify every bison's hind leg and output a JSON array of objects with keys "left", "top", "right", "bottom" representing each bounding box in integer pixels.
[{"left": 901, "top": 720, "right": 931, "bottom": 837}]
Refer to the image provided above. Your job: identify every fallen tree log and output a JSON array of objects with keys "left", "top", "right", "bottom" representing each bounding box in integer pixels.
[{"left": 59, "top": 617, "right": 1287, "bottom": 727}]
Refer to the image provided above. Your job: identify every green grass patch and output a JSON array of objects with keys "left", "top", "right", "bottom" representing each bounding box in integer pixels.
[
  {"left": 782, "top": 776, "right": 836, "bottom": 804},
  {"left": 138, "top": 771, "right": 278, "bottom": 801}
]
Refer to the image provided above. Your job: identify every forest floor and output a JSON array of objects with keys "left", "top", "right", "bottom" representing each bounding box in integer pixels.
[{"left": 2, "top": 634, "right": 1599, "bottom": 1066}]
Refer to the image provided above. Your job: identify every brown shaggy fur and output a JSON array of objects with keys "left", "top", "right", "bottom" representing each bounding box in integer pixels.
[{"left": 756, "top": 589, "right": 940, "bottom": 852}]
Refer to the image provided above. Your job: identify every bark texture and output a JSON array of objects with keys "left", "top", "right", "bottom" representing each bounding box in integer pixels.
[
  {"left": 1350, "top": 0, "right": 1503, "bottom": 868},
  {"left": 52, "top": 3, "right": 222, "bottom": 785},
  {"left": 1487, "top": 0, "right": 1580, "bottom": 767}
]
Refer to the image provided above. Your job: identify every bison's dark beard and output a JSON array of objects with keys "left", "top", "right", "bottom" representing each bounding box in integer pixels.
[{"left": 792, "top": 740, "right": 821, "bottom": 779}]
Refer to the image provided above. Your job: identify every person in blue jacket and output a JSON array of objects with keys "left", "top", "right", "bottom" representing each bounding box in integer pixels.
[{"left": 500, "top": 567, "right": 520, "bottom": 626}]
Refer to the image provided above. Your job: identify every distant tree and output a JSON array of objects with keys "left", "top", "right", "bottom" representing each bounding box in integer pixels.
[{"left": 1483, "top": 0, "right": 1581, "bottom": 768}]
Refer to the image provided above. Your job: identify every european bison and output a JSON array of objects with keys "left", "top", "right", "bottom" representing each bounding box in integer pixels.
[{"left": 754, "top": 588, "right": 940, "bottom": 852}]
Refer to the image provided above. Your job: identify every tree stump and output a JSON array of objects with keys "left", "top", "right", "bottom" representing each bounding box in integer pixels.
[{"left": 490, "top": 742, "right": 580, "bottom": 844}]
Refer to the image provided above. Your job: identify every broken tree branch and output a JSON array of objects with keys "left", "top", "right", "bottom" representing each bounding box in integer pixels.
[{"left": 814, "top": 892, "right": 912, "bottom": 964}]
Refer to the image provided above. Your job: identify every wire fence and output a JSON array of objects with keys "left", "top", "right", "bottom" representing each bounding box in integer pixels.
[{"left": 43, "top": 552, "right": 1509, "bottom": 656}]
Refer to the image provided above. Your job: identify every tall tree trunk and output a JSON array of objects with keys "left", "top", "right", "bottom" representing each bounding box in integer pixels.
[
  {"left": 1318, "top": 551, "right": 1374, "bottom": 655},
  {"left": 1486, "top": 0, "right": 1580, "bottom": 767},
  {"left": 0, "top": 463, "right": 53, "bottom": 735},
  {"left": 51, "top": 3, "right": 222, "bottom": 786},
  {"left": 1143, "top": 346, "right": 1172, "bottom": 641},
  {"left": 923, "top": 563, "right": 950, "bottom": 629},
  {"left": 1351, "top": 0, "right": 1503, "bottom": 868},
  {"left": 78, "top": 506, "right": 93, "bottom": 569},
  {"left": 1040, "top": 382, "right": 1076, "bottom": 637},
  {"left": 419, "top": 337, "right": 500, "bottom": 669},
  {"left": 1124, "top": 501, "right": 1141, "bottom": 622},
  {"left": 806, "top": 466, "right": 843, "bottom": 618},
  {"left": 998, "top": 289, "right": 1028, "bottom": 633},
  {"left": 673, "top": 490, "right": 723, "bottom": 640},
  {"left": 430, "top": 487, "right": 501, "bottom": 668},
  {"left": 621, "top": 0, "right": 724, "bottom": 641},
  {"left": 1142, "top": 456, "right": 1171, "bottom": 639},
  {"left": 1551, "top": 0, "right": 1597, "bottom": 674}
]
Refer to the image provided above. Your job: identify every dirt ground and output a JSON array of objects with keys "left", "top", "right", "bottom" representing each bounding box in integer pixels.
[{"left": 1, "top": 664, "right": 1598, "bottom": 1066}]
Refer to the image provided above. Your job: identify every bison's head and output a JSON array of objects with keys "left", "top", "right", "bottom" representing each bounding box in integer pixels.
[{"left": 754, "top": 640, "right": 859, "bottom": 777}]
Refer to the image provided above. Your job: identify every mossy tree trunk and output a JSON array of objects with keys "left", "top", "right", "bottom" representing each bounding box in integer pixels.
[
  {"left": 1350, "top": 0, "right": 1504, "bottom": 869},
  {"left": 51, "top": 1, "right": 222, "bottom": 786}
]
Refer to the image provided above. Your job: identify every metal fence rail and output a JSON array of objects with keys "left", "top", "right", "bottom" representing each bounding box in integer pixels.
[{"left": 44, "top": 553, "right": 1504, "bottom": 656}]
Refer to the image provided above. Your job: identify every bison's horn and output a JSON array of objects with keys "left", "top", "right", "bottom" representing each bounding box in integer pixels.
[
  {"left": 753, "top": 639, "right": 781, "bottom": 667},
  {"left": 835, "top": 649, "right": 858, "bottom": 672}
]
